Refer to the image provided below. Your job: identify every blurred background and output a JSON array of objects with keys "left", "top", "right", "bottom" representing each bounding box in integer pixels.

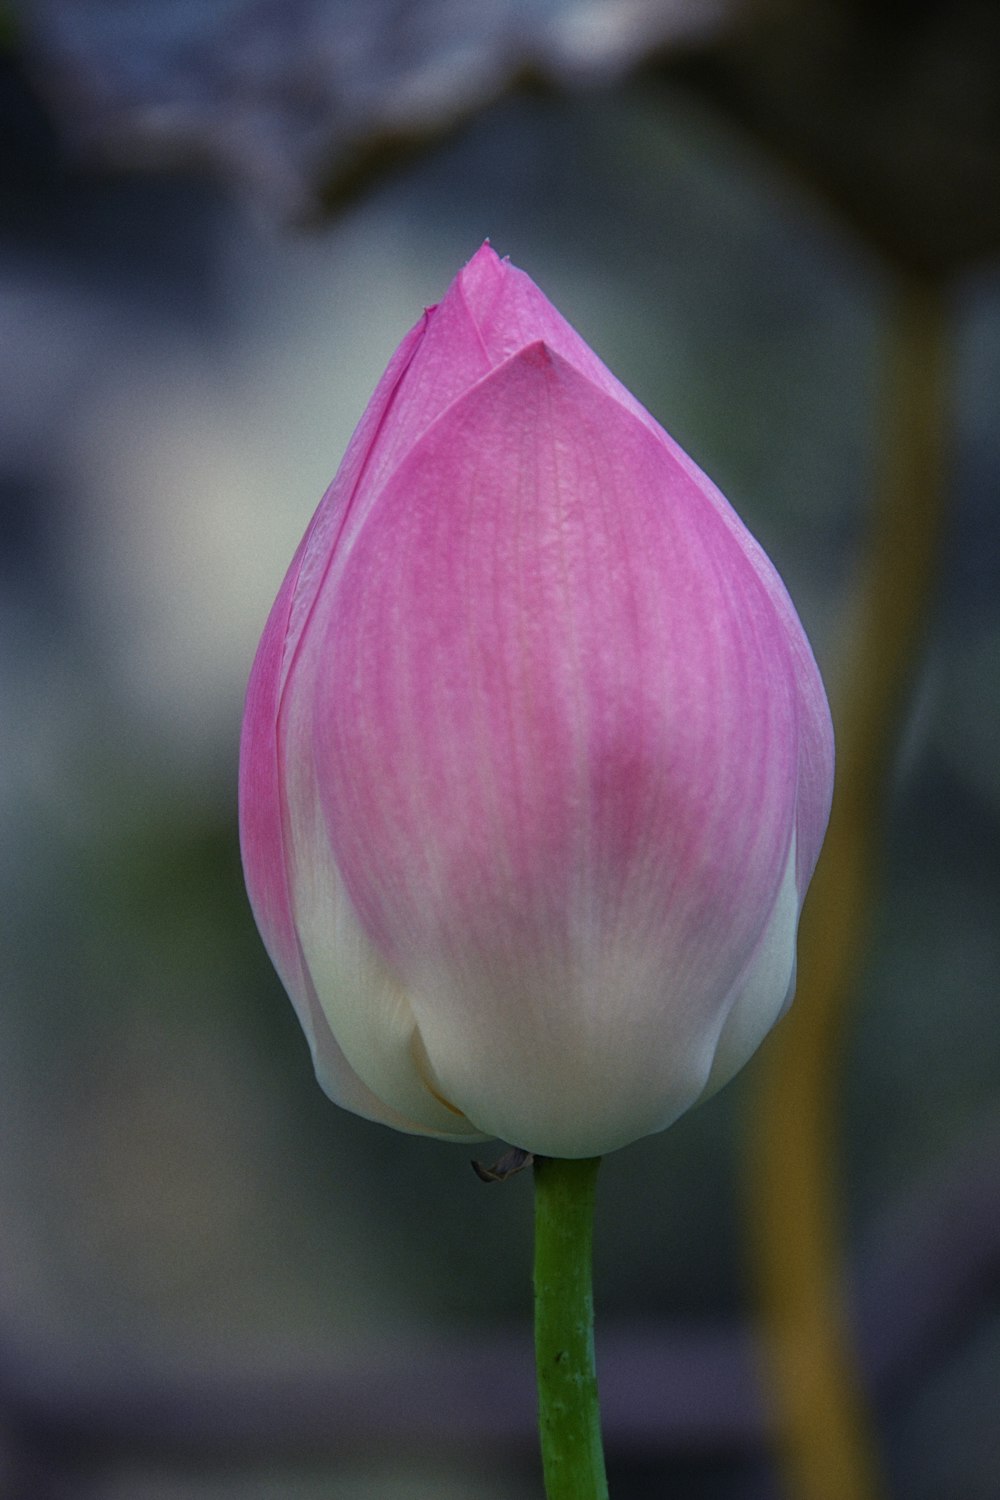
[{"left": 1, "top": 2, "right": 998, "bottom": 1497}]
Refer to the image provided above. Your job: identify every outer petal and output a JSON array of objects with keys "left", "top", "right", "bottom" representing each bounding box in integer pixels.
[
  {"left": 458, "top": 245, "right": 834, "bottom": 889},
  {"left": 276, "top": 697, "right": 490, "bottom": 1139},
  {"left": 285, "top": 342, "right": 810, "bottom": 1156},
  {"left": 238, "top": 314, "right": 489, "bottom": 1138},
  {"left": 239, "top": 312, "right": 427, "bottom": 1015},
  {"left": 702, "top": 830, "right": 800, "bottom": 1099}
]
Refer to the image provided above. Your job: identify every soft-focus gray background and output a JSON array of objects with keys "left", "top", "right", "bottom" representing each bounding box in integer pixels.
[{"left": 2, "top": 4, "right": 999, "bottom": 1496}]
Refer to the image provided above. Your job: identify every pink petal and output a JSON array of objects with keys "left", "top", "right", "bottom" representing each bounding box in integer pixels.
[
  {"left": 238, "top": 314, "right": 490, "bottom": 1137},
  {"left": 242, "top": 245, "right": 834, "bottom": 1155},
  {"left": 281, "top": 340, "right": 815, "bottom": 1154}
]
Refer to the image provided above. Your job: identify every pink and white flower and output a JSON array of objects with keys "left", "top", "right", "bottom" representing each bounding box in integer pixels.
[{"left": 239, "top": 244, "right": 834, "bottom": 1158}]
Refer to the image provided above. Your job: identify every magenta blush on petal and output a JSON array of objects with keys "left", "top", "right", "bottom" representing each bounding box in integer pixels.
[
  {"left": 311, "top": 341, "right": 798, "bottom": 972},
  {"left": 457, "top": 248, "right": 832, "bottom": 890}
]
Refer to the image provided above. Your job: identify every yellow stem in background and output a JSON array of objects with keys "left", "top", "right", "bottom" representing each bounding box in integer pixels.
[{"left": 745, "top": 276, "right": 950, "bottom": 1500}]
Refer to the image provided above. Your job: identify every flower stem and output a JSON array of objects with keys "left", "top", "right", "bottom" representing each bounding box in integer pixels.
[{"left": 533, "top": 1155, "right": 608, "bottom": 1500}]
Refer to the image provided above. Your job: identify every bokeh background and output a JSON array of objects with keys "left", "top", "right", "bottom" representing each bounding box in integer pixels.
[{"left": 1, "top": 3, "right": 998, "bottom": 1497}]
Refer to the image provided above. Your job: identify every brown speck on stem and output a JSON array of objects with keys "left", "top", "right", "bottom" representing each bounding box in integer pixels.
[{"left": 471, "top": 1146, "right": 535, "bottom": 1182}]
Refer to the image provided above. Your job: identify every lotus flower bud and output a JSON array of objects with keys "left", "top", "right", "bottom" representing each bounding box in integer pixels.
[{"left": 239, "top": 245, "right": 834, "bottom": 1159}]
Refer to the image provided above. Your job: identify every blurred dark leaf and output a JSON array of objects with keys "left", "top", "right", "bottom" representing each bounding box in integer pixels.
[
  {"left": 19, "top": 0, "right": 738, "bottom": 218},
  {"left": 670, "top": 0, "right": 1000, "bottom": 274},
  {"left": 15, "top": 0, "right": 1000, "bottom": 265}
]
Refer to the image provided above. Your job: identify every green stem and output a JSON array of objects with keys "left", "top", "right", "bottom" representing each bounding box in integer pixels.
[{"left": 533, "top": 1155, "right": 608, "bottom": 1500}]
